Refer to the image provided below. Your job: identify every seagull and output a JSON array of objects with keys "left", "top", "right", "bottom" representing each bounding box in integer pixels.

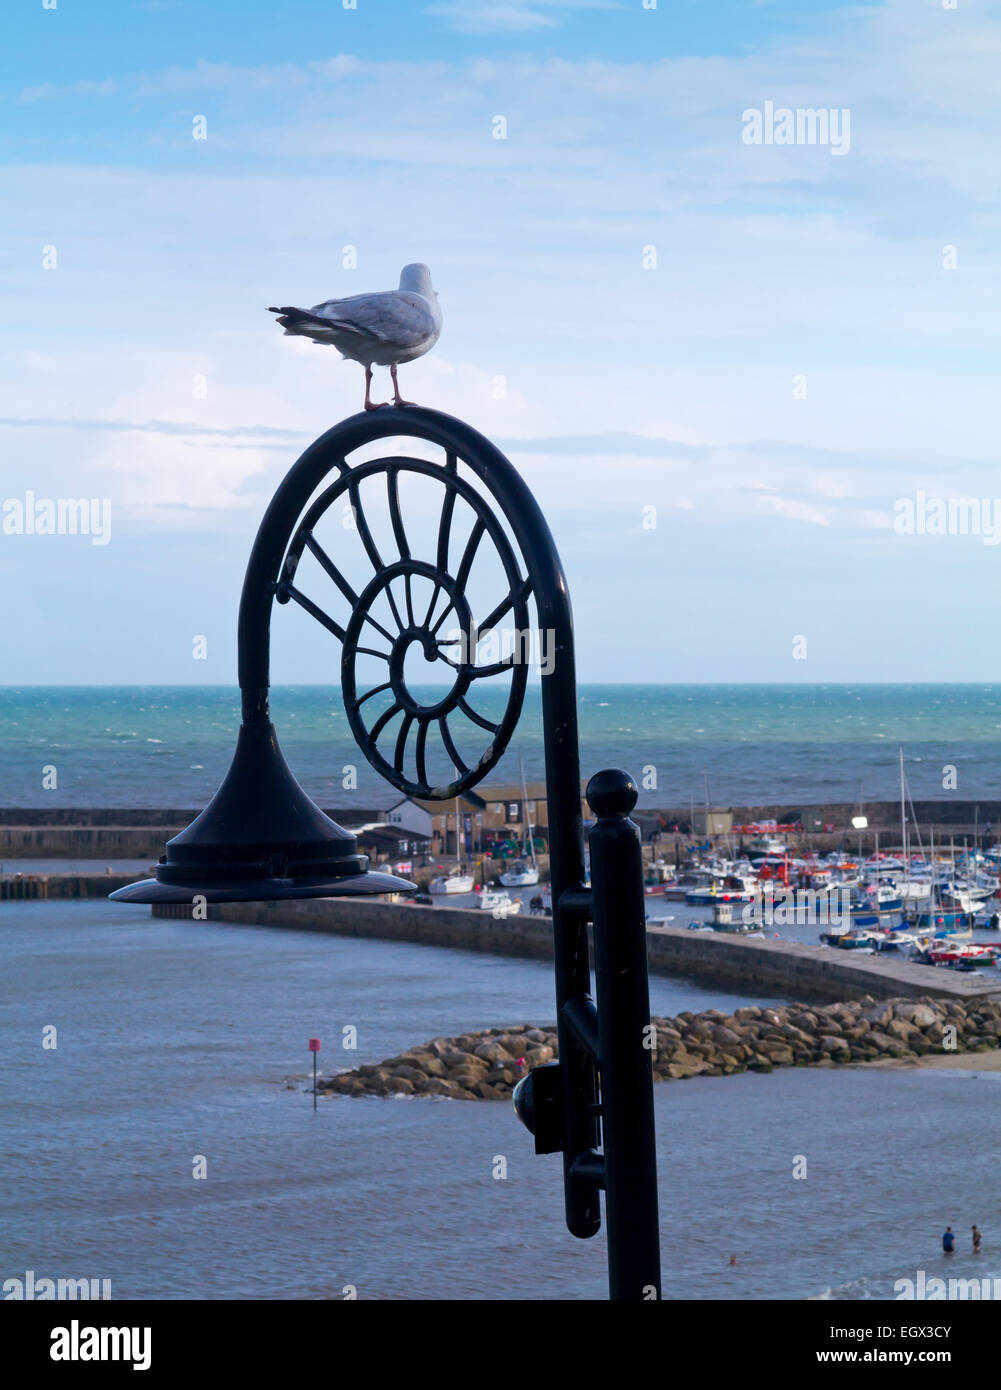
[{"left": 268, "top": 263, "right": 442, "bottom": 410}]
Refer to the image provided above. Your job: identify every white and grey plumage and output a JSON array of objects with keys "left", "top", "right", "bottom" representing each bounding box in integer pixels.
[{"left": 268, "top": 263, "right": 442, "bottom": 410}]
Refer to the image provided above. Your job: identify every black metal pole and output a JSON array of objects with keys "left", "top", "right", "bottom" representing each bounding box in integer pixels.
[{"left": 587, "top": 769, "right": 662, "bottom": 1300}]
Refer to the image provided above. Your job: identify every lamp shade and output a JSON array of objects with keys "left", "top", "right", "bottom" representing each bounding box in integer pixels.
[{"left": 109, "top": 722, "right": 417, "bottom": 904}]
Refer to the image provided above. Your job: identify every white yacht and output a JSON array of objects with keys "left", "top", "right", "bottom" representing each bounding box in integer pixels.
[
  {"left": 499, "top": 859, "right": 539, "bottom": 887},
  {"left": 428, "top": 866, "right": 475, "bottom": 895},
  {"left": 499, "top": 760, "right": 541, "bottom": 887}
]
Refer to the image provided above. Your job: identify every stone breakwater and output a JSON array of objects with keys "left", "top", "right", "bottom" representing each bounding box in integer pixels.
[{"left": 320, "top": 995, "right": 1001, "bottom": 1101}]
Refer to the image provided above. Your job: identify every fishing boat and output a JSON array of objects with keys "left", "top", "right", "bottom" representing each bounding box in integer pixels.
[
  {"left": 644, "top": 860, "right": 674, "bottom": 895},
  {"left": 907, "top": 909, "right": 973, "bottom": 934},
  {"left": 478, "top": 890, "right": 522, "bottom": 917},
  {"left": 874, "top": 929, "right": 929, "bottom": 953},
  {"left": 745, "top": 834, "right": 788, "bottom": 860},
  {"left": 924, "top": 943, "right": 999, "bottom": 971},
  {"left": 830, "top": 930, "right": 882, "bottom": 951},
  {"left": 689, "top": 899, "right": 759, "bottom": 934},
  {"left": 664, "top": 870, "right": 714, "bottom": 902},
  {"left": 685, "top": 874, "right": 757, "bottom": 906},
  {"left": 863, "top": 881, "right": 904, "bottom": 913}
]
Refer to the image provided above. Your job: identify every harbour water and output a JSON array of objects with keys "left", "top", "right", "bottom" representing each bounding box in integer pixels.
[
  {"left": 3, "top": 902, "right": 1000, "bottom": 1301},
  {"left": 6, "top": 683, "right": 1001, "bottom": 808}
]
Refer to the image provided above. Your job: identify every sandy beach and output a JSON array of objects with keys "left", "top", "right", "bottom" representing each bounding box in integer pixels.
[{"left": 862, "top": 1048, "right": 1001, "bottom": 1073}]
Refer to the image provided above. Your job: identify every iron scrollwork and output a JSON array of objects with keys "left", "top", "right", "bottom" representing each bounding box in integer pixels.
[{"left": 273, "top": 448, "right": 532, "bottom": 800}]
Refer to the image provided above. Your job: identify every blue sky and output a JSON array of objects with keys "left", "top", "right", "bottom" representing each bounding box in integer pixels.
[{"left": 2, "top": 0, "right": 1000, "bottom": 684}]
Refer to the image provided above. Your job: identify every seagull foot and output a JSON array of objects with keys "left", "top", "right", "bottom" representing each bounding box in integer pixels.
[
  {"left": 364, "top": 399, "right": 391, "bottom": 411},
  {"left": 392, "top": 396, "right": 419, "bottom": 408}
]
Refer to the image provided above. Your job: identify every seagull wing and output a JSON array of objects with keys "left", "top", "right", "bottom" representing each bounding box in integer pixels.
[{"left": 310, "top": 290, "right": 435, "bottom": 348}]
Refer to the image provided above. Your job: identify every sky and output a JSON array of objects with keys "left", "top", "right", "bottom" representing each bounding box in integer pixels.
[{"left": 2, "top": 0, "right": 1000, "bottom": 684}]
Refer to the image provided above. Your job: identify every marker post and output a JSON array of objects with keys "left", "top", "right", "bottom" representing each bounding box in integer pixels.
[{"left": 309, "top": 1037, "right": 321, "bottom": 1110}]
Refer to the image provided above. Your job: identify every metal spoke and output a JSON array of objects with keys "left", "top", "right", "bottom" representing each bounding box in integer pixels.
[
  {"left": 478, "top": 577, "right": 532, "bottom": 638},
  {"left": 348, "top": 477, "right": 384, "bottom": 574},
  {"left": 469, "top": 655, "right": 517, "bottom": 678},
  {"left": 304, "top": 534, "right": 359, "bottom": 608},
  {"left": 458, "top": 697, "right": 499, "bottom": 733},
  {"left": 439, "top": 716, "right": 469, "bottom": 777},
  {"left": 285, "top": 586, "right": 346, "bottom": 642},
  {"left": 387, "top": 467, "right": 410, "bottom": 559},
  {"left": 430, "top": 597, "right": 457, "bottom": 638},
  {"left": 361, "top": 608, "right": 397, "bottom": 647},
  {"left": 369, "top": 701, "right": 402, "bottom": 743},
  {"left": 415, "top": 717, "right": 430, "bottom": 788},
  {"left": 383, "top": 577, "right": 407, "bottom": 636},
  {"left": 393, "top": 712, "right": 414, "bottom": 774},
  {"left": 455, "top": 518, "right": 486, "bottom": 593},
  {"left": 353, "top": 681, "right": 392, "bottom": 710},
  {"left": 425, "top": 479, "right": 458, "bottom": 629}
]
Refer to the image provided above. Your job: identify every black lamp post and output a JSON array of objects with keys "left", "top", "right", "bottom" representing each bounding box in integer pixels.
[{"left": 110, "top": 406, "right": 661, "bottom": 1300}]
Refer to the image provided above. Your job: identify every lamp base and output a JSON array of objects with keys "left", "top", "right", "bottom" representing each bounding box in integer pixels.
[{"left": 109, "top": 870, "right": 417, "bottom": 904}]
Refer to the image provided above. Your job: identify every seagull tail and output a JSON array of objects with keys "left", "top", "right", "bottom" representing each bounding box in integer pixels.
[{"left": 267, "top": 305, "right": 341, "bottom": 338}]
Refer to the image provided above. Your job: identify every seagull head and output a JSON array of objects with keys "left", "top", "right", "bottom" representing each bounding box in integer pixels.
[{"left": 400, "top": 263, "right": 437, "bottom": 300}]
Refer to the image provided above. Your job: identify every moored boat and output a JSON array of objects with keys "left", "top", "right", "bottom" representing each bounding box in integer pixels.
[
  {"left": 477, "top": 889, "right": 522, "bottom": 916},
  {"left": 428, "top": 866, "right": 475, "bottom": 895}
]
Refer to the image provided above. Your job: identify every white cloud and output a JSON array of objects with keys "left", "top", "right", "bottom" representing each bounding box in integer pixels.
[
  {"left": 5, "top": 3, "right": 1001, "bottom": 678},
  {"left": 425, "top": 1, "right": 623, "bottom": 36}
]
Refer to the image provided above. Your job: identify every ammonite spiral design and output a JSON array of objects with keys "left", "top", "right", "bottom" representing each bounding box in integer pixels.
[{"left": 274, "top": 452, "right": 532, "bottom": 798}]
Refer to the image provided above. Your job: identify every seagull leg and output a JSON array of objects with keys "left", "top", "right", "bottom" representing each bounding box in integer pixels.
[
  {"left": 390, "top": 364, "right": 417, "bottom": 408},
  {"left": 363, "top": 365, "right": 388, "bottom": 411}
]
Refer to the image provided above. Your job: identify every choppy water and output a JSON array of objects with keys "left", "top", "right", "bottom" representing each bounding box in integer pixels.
[
  {"left": 3, "top": 903, "right": 1001, "bottom": 1300},
  {"left": 4, "top": 683, "right": 1001, "bottom": 808}
]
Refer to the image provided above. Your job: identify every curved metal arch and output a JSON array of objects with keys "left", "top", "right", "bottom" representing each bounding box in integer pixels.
[
  {"left": 238, "top": 411, "right": 578, "bottom": 805},
  {"left": 238, "top": 407, "right": 597, "bottom": 1239}
]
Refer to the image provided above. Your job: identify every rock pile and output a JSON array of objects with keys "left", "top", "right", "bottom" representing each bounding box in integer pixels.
[{"left": 319, "top": 995, "right": 1001, "bottom": 1101}]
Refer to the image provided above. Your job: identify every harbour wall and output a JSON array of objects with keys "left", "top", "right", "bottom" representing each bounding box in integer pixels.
[
  {"left": 1, "top": 873, "right": 139, "bottom": 900},
  {"left": 0, "top": 827, "right": 171, "bottom": 858},
  {"left": 0, "top": 798, "right": 997, "bottom": 858},
  {"left": 151, "top": 897, "right": 1001, "bottom": 1006}
]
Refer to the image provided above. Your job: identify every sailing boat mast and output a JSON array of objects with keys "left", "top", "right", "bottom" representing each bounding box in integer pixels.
[
  {"left": 520, "top": 758, "right": 537, "bottom": 871},
  {"left": 900, "top": 747, "right": 909, "bottom": 889}
]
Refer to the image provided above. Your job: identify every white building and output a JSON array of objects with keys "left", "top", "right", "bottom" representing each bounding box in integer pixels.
[{"left": 384, "top": 797, "right": 434, "bottom": 840}]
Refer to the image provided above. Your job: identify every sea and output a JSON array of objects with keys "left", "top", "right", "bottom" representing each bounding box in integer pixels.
[
  {"left": 5, "top": 684, "right": 1001, "bottom": 1302},
  {"left": 4, "top": 902, "right": 1000, "bottom": 1302},
  {"left": 4, "top": 682, "right": 1001, "bottom": 809}
]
